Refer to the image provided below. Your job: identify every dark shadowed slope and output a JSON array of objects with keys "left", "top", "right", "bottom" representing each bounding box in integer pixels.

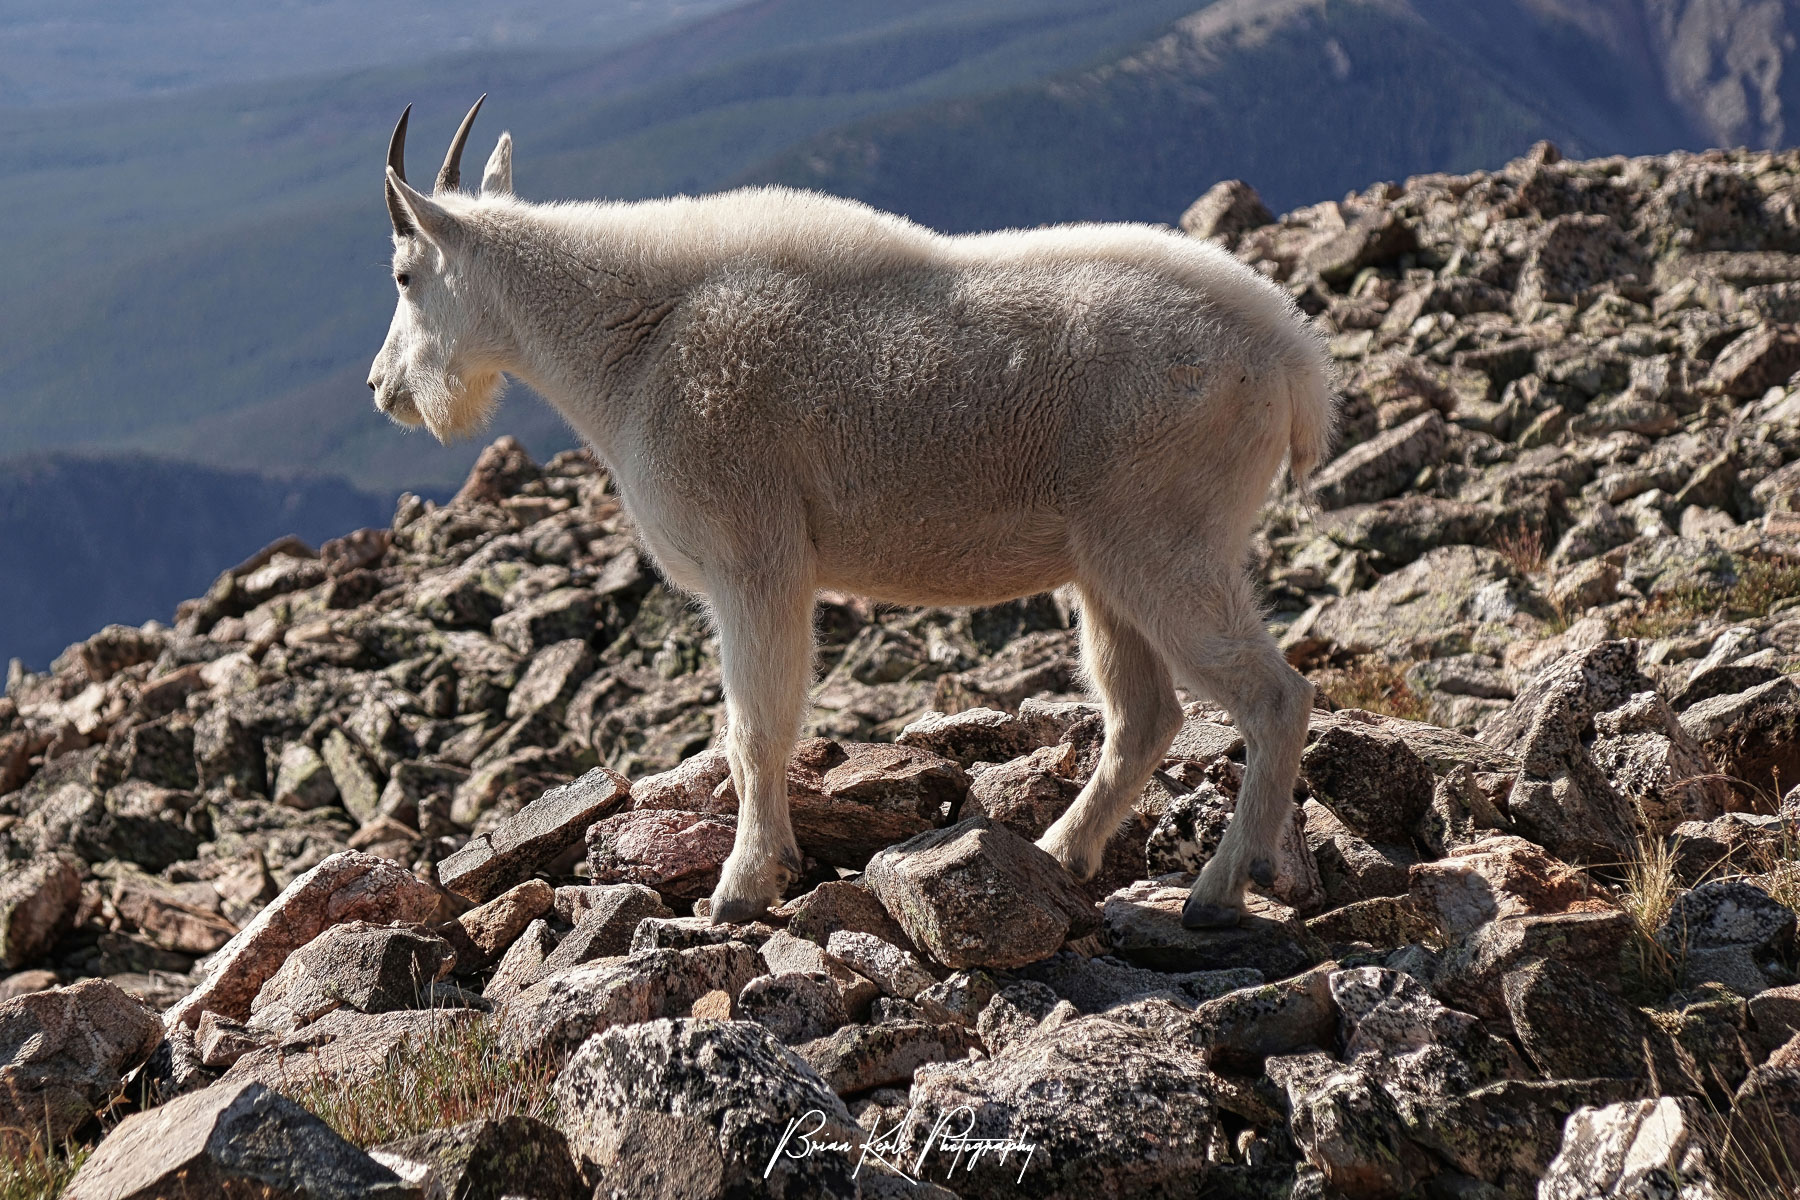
[{"left": 0, "top": 454, "right": 397, "bottom": 669}]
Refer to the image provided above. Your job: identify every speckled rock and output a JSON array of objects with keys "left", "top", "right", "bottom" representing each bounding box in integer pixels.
[
  {"left": 1539, "top": 1097, "right": 1728, "bottom": 1200},
  {"left": 825, "top": 931, "right": 938, "bottom": 1001},
  {"left": 914, "top": 968, "right": 1003, "bottom": 1027},
  {"left": 1502, "top": 958, "right": 1651, "bottom": 1082},
  {"left": 1658, "top": 879, "right": 1796, "bottom": 958},
  {"left": 247, "top": 919, "right": 455, "bottom": 1035},
  {"left": 584, "top": 808, "right": 738, "bottom": 901},
  {"left": 777, "top": 880, "right": 915, "bottom": 952},
  {"left": 482, "top": 917, "right": 558, "bottom": 1005},
  {"left": 1015, "top": 952, "right": 1260, "bottom": 1014},
  {"left": 760, "top": 930, "right": 882, "bottom": 1021},
  {"left": 0, "top": 854, "right": 82, "bottom": 970},
  {"left": 1434, "top": 909, "right": 1634, "bottom": 1021},
  {"left": 1189, "top": 963, "right": 1338, "bottom": 1072},
  {"left": 796, "top": 1020, "right": 980, "bottom": 1095},
  {"left": 1266, "top": 1051, "right": 1433, "bottom": 1198},
  {"left": 862, "top": 817, "right": 1097, "bottom": 970},
  {"left": 0, "top": 979, "right": 163, "bottom": 1153},
  {"left": 453, "top": 878, "right": 554, "bottom": 968},
  {"left": 976, "top": 980, "right": 1067, "bottom": 1056},
  {"left": 1725, "top": 1031, "right": 1800, "bottom": 1193},
  {"left": 905, "top": 1011, "right": 1223, "bottom": 1198},
  {"left": 369, "top": 1115, "right": 583, "bottom": 1200},
  {"left": 553, "top": 1018, "right": 861, "bottom": 1199},
  {"left": 1678, "top": 675, "right": 1800, "bottom": 802},
  {"left": 738, "top": 972, "right": 849, "bottom": 1045},
  {"left": 1482, "top": 641, "right": 1654, "bottom": 865},
  {"left": 895, "top": 706, "right": 1041, "bottom": 767},
  {"left": 223, "top": 1008, "right": 481, "bottom": 1092},
  {"left": 1302, "top": 722, "right": 1435, "bottom": 843}
]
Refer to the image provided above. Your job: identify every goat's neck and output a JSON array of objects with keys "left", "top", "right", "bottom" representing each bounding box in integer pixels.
[{"left": 482, "top": 209, "right": 686, "bottom": 455}]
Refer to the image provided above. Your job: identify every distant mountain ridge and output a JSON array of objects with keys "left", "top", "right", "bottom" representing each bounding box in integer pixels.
[{"left": 749, "top": 0, "right": 1800, "bottom": 231}]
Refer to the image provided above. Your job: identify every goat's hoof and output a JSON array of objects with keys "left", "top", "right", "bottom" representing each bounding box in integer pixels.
[
  {"left": 1181, "top": 897, "right": 1243, "bottom": 930},
  {"left": 708, "top": 893, "right": 771, "bottom": 926},
  {"left": 1248, "top": 857, "right": 1276, "bottom": 888},
  {"left": 1035, "top": 827, "right": 1100, "bottom": 883}
]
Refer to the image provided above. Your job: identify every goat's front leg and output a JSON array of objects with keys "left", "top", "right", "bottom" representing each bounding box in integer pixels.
[{"left": 707, "top": 573, "right": 815, "bottom": 925}]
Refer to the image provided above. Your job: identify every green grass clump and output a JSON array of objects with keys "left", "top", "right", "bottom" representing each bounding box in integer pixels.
[
  {"left": 1614, "top": 553, "right": 1800, "bottom": 641},
  {"left": 286, "top": 1015, "right": 559, "bottom": 1148},
  {"left": 0, "top": 1143, "right": 88, "bottom": 1200}
]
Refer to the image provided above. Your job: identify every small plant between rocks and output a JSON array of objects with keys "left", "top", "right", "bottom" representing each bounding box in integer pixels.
[{"left": 285, "top": 1010, "right": 559, "bottom": 1149}]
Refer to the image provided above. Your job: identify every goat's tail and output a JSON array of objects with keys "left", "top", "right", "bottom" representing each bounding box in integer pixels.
[{"left": 1282, "top": 331, "right": 1339, "bottom": 492}]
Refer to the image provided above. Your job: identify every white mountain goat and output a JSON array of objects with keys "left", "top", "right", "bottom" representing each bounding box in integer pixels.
[{"left": 367, "top": 99, "right": 1337, "bottom": 928}]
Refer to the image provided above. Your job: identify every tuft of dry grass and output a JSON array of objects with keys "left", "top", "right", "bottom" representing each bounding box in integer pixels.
[
  {"left": 1614, "top": 552, "right": 1800, "bottom": 641},
  {"left": 286, "top": 1015, "right": 559, "bottom": 1148},
  {"left": 1494, "top": 524, "right": 1546, "bottom": 577},
  {"left": 1617, "top": 833, "right": 1685, "bottom": 1002},
  {"left": 0, "top": 1143, "right": 88, "bottom": 1200},
  {"left": 1309, "top": 656, "right": 1433, "bottom": 723}
]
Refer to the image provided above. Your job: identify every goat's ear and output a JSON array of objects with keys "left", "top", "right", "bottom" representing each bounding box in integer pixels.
[
  {"left": 481, "top": 133, "right": 513, "bottom": 196},
  {"left": 387, "top": 167, "right": 463, "bottom": 248}
]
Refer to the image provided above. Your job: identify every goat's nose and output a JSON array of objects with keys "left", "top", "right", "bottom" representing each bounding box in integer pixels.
[{"left": 367, "top": 378, "right": 380, "bottom": 392}]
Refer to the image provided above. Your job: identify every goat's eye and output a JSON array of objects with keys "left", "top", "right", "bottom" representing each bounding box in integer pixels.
[{"left": 395, "top": 272, "right": 411, "bottom": 288}]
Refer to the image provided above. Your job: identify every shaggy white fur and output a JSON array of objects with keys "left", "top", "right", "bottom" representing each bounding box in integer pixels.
[{"left": 368, "top": 104, "right": 1338, "bottom": 927}]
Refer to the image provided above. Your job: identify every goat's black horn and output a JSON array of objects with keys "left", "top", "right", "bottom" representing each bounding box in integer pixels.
[
  {"left": 387, "top": 104, "right": 411, "bottom": 181},
  {"left": 385, "top": 104, "right": 414, "bottom": 234},
  {"left": 436, "top": 95, "right": 486, "bottom": 194}
]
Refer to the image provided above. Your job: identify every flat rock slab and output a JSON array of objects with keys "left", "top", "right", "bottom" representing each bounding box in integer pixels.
[
  {"left": 1101, "top": 882, "right": 1318, "bottom": 977},
  {"left": 223, "top": 1007, "right": 481, "bottom": 1092},
  {"left": 439, "top": 766, "right": 630, "bottom": 903},
  {"left": 553, "top": 1017, "right": 861, "bottom": 1199},
  {"left": 0, "top": 978, "right": 162, "bottom": 1153},
  {"left": 63, "top": 1078, "right": 413, "bottom": 1200},
  {"left": 164, "top": 849, "right": 442, "bottom": 1029},
  {"left": 497, "top": 942, "right": 763, "bottom": 1061},
  {"left": 862, "top": 817, "right": 1098, "bottom": 970},
  {"left": 1408, "top": 834, "right": 1612, "bottom": 940}
]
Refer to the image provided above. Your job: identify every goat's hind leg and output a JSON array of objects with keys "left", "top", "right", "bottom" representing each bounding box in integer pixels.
[
  {"left": 1123, "top": 571, "right": 1313, "bottom": 929},
  {"left": 1037, "top": 585, "right": 1182, "bottom": 881},
  {"left": 707, "top": 573, "right": 814, "bottom": 925}
]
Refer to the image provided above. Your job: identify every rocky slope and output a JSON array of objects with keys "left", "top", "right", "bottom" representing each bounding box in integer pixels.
[{"left": 7, "top": 142, "right": 1800, "bottom": 1196}]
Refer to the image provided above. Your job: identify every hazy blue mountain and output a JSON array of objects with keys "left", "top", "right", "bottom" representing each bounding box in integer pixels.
[
  {"left": 0, "top": 0, "right": 745, "bottom": 107},
  {"left": 0, "top": 0, "right": 1209, "bottom": 493}
]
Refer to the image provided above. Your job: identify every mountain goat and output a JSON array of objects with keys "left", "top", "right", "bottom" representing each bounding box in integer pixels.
[{"left": 368, "top": 99, "right": 1337, "bottom": 928}]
